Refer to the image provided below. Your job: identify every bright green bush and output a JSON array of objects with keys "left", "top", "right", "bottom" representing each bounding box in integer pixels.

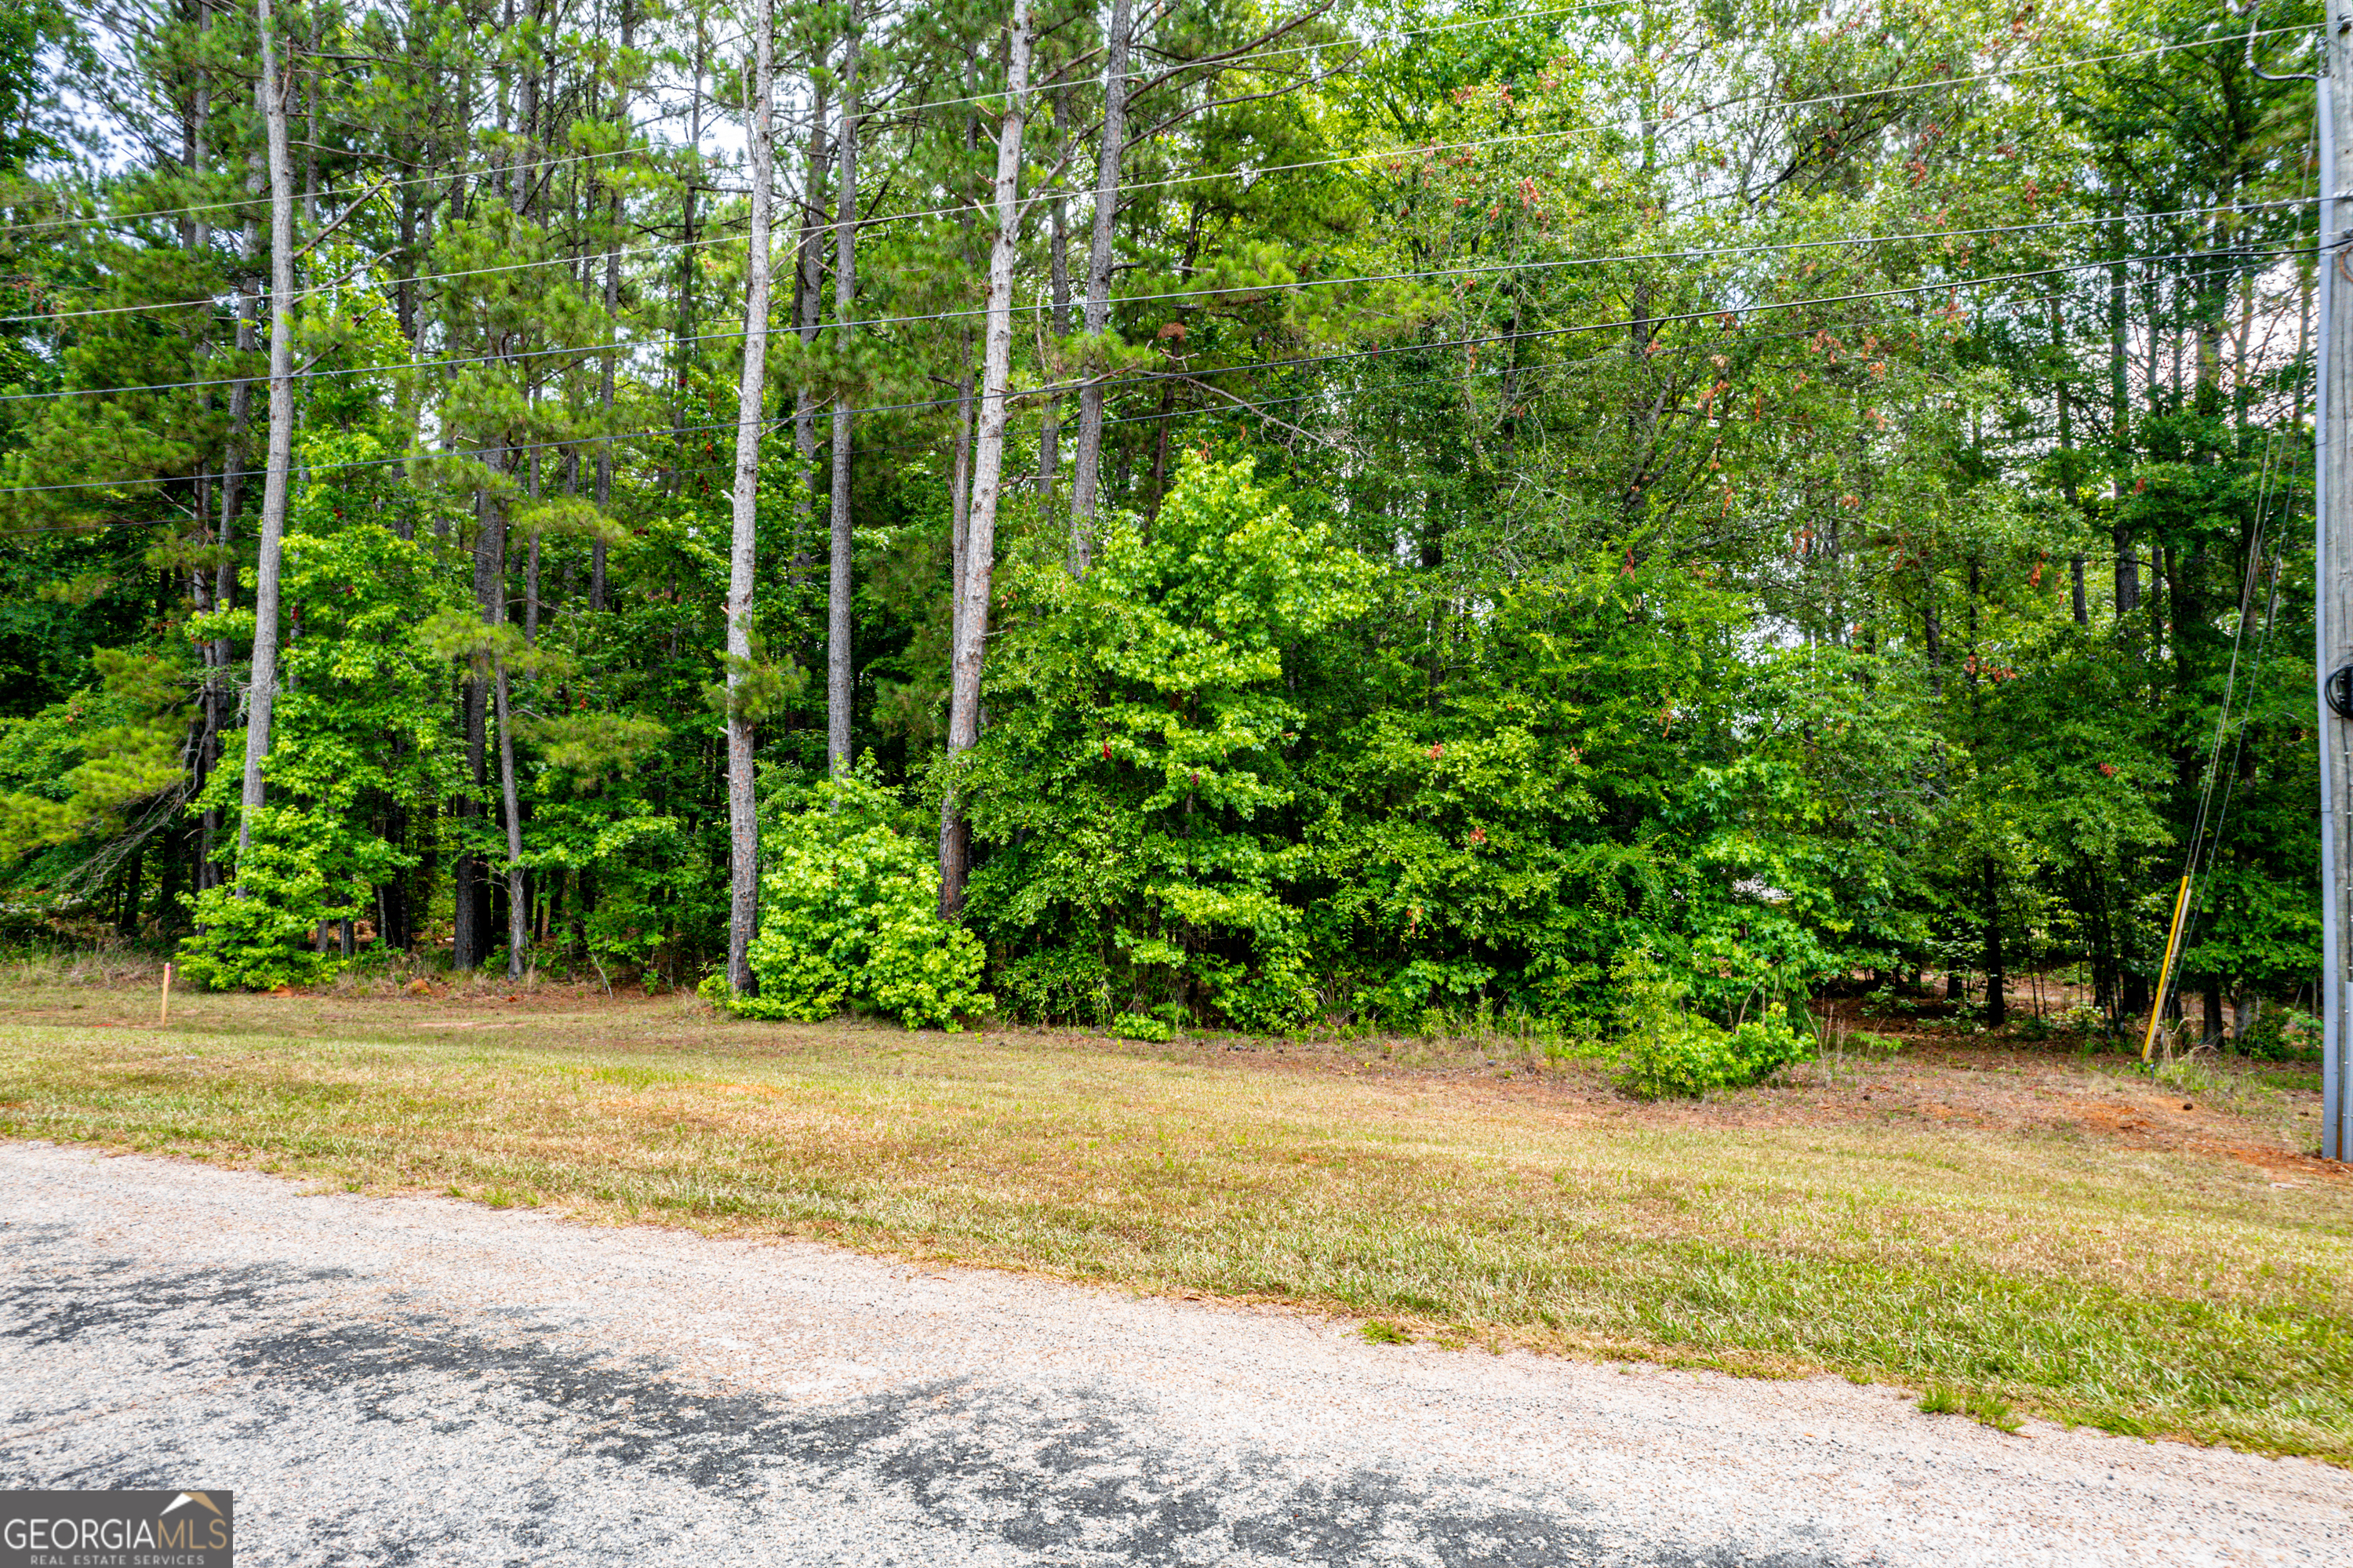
[
  {"left": 1111, "top": 1011, "right": 1173, "bottom": 1042},
  {"left": 176, "top": 809, "right": 359, "bottom": 991},
  {"left": 713, "top": 773, "right": 990, "bottom": 1031},
  {"left": 1608, "top": 951, "right": 1812, "bottom": 1098}
]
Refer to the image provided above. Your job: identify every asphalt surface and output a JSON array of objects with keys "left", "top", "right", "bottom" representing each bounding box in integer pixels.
[{"left": 2, "top": 1142, "right": 2344, "bottom": 1566}]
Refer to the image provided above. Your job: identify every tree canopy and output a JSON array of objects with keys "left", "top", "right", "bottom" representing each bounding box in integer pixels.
[{"left": 0, "top": 0, "right": 2322, "bottom": 1045}]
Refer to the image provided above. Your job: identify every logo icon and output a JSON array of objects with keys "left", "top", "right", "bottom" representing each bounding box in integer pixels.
[{"left": 2, "top": 1489, "right": 235, "bottom": 1567}]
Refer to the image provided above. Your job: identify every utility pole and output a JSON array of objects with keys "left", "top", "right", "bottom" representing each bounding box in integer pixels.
[{"left": 2318, "top": 0, "right": 2352, "bottom": 1162}]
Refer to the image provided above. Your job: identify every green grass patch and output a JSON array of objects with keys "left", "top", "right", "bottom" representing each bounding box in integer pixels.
[{"left": 0, "top": 986, "right": 2346, "bottom": 1461}]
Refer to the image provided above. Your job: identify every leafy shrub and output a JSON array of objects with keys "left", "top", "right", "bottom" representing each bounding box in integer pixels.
[
  {"left": 176, "top": 811, "right": 358, "bottom": 991},
  {"left": 994, "top": 945, "right": 1115, "bottom": 1026},
  {"left": 2056, "top": 1004, "right": 2107, "bottom": 1036},
  {"left": 1373, "top": 958, "right": 1496, "bottom": 1031},
  {"left": 711, "top": 773, "right": 989, "bottom": 1031},
  {"left": 1201, "top": 941, "right": 1320, "bottom": 1033},
  {"left": 1111, "top": 1011, "right": 1173, "bottom": 1042},
  {"left": 1608, "top": 951, "right": 1811, "bottom": 1098},
  {"left": 2238, "top": 1005, "right": 2322, "bottom": 1062}
]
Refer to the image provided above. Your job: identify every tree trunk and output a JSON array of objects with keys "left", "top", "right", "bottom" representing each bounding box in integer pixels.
[
  {"left": 672, "top": 20, "right": 707, "bottom": 489},
  {"left": 946, "top": 96, "right": 979, "bottom": 689},
  {"left": 1982, "top": 855, "right": 2006, "bottom": 1028},
  {"left": 791, "top": 70, "right": 829, "bottom": 589},
  {"left": 1920, "top": 575, "right": 1942, "bottom": 699},
  {"left": 455, "top": 481, "right": 504, "bottom": 970},
  {"left": 2109, "top": 227, "right": 2137, "bottom": 627},
  {"left": 827, "top": 0, "right": 860, "bottom": 773},
  {"left": 2051, "top": 297, "right": 2087, "bottom": 627},
  {"left": 302, "top": 4, "right": 320, "bottom": 228},
  {"left": 1065, "top": 0, "right": 1131, "bottom": 576},
  {"left": 494, "top": 657, "right": 528, "bottom": 979},
  {"left": 725, "top": 0, "right": 776, "bottom": 995},
  {"left": 592, "top": 0, "right": 635, "bottom": 611},
  {"left": 235, "top": 0, "right": 299, "bottom": 868},
  {"left": 205, "top": 190, "right": 260, "bottom": 892},
  {"left": 948, "top": 347, "right": 974, "bottom": 665},
  {"left": 1039, "top": 102, "right": 1069, "bottom": 505},
  {"left": 938, "top": 0, "right": 1031, "bottom": 915},
  {"left": 524, "top": 454, "right": 541, "bottom": 642}
]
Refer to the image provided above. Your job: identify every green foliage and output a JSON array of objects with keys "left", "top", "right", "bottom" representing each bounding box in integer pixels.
[
  {"left": 0, "top": 647, "right": 187, "bottom": 863},
  {"left": 175, "top": 809, "right": 358, "bottom": 991},
  {"left": 2237, "top": 1007, "right": 2322, "bottom": 1063},
  {"left": 0, "top": 0, "right": 2326, "bottom": 1039},
  {"left": 715, "top": 772, "right": 990, "bottom": 1031},
  {"left": 1609, "top": 952, "right": 1813, "bottom": 1100},
  {"left": 1111, "top": 1011, "right": 1173, "bottom": 1043},
  {"left": 994, "top": 945, "right": 1115, "bottom": 1027},
  {"left": 964, "top": 453, "right": 1377, "bottom": 1030}
]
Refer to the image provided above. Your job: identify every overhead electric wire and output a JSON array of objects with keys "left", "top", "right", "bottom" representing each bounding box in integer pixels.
[
  {"left": 0, "top": 1, "right": 1616, "bottom": 242},
  {"left": 0, "top": 223, "right": 2308, "bottom": 407},
  {"left": 0, "top": 273, "right": 2154, "bottom": 539},
  {"left": 0, "top": 278, "right": 2083, "bottom": 526},
  {"left": 0, "top": 23, "right": 2306, "bottom": 251},
  {"left": 1664, "top": 24, "right": 2311, "bottom": 132},
  {"left": 0, "top": 247, "right": 2277, "bottom": 501},
  {"left": 887, "top": 0, "right": 1629, "bottom": 122},
  {"left": 1, "top": 190, "right": 2305, "bottom": 332}
]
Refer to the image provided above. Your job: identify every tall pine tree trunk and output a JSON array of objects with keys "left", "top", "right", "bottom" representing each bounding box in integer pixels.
[
  {"left": 1038, "top": 96, "right": 1069, "bottom": 507},
  {"left": 791, "top": 71, "right": 829, "bottom": 589},
  {"left": 1065, "top": 0, "right": 1130, "bottom": 577},
  {"left": 945, "top": 92, "right": 979, "bottom": 685},
  {"left": 827, "top": 0, "right": 860, "bottom": 773},
  {"left": 725, "top": 0, "right": 777, "bottom": 995},
  {"left": 939, "top": 0, "right": 1031, "bottom": 914},
  {"left": 456, "top": 489, "right": 503, "bottom": 970},
  {"left": 593, "top": 0, "right": 634, "bottom": 611},
  {"left": 205, "top": 190, "right": 259, "bottom": 891},
  {"left": 2110, "top": 228, "right": 2139, "bottom": 623},
  {"left": 495, "top": 656, "right": 528, "bottom": 979},
  {"left": 235, "top": 0, "right": 299, "bottom": 868}
]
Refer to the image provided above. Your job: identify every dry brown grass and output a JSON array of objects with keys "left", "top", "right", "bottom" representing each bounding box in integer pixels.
[{"left": 2, "top": 970, "right": 2348, "bottom": 1461}]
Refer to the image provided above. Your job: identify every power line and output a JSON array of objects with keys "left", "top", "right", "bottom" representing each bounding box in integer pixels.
[
  {"left": 0, "top": 278, "right": 2085, "bottom": 528},
  {"left": 710, "top": 28, "right": 2318, "bottom": 233},
  {"left": 0, "top": 22, "right": 2305, "bottom": 255},
  {"left": 0, "top": 273, "right": 2170, "bottom": 534},
  {"left": 889, "top": 1, "right": 1628, "bottom": 122},
  {"left": 1665, "top": 24, "right": 2311, "bottom": 133},
  {"left": 0, "top": 2, "right": 1613, "bottom": 243},
  {"left": 0, "top": 244, "right": 2298, "bottom": 500},
  {"left": 3, "top": 185, "right": 2304, "bottom": 332},
  {"left": 0, "top": 214, "right": 2304, "bottom": 406}
]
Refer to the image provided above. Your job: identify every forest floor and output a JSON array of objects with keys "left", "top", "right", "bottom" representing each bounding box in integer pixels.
[{"left": 0, "top": 959, "right": 2346, "bottom": 1464}]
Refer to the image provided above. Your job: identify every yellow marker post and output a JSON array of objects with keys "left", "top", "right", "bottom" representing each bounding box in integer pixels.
[
  {"left": 2140, "top": 875, "right": 2194, "bottom": 1063},
  {"left": 159, "top": 961, "right": 173, "bottom": 1029}
]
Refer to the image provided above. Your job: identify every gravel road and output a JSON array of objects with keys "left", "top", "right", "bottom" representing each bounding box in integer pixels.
[{"left": 1, "top": 1141, "right": 2342, "bottom": 1566}]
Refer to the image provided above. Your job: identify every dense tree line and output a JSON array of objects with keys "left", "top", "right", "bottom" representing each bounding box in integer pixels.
[{"left": 0, "top": 0, "right": 2323, "bottom": 1046}]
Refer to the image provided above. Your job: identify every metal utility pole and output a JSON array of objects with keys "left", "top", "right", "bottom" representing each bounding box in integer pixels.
[{"left": 2318, "top": 0, "right": 2353, "bottom": 1161}]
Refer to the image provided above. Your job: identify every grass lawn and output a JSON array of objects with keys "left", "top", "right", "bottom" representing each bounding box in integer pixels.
[{"left": 2, "top": 962, "right": 2348, "bottom": 1461}]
